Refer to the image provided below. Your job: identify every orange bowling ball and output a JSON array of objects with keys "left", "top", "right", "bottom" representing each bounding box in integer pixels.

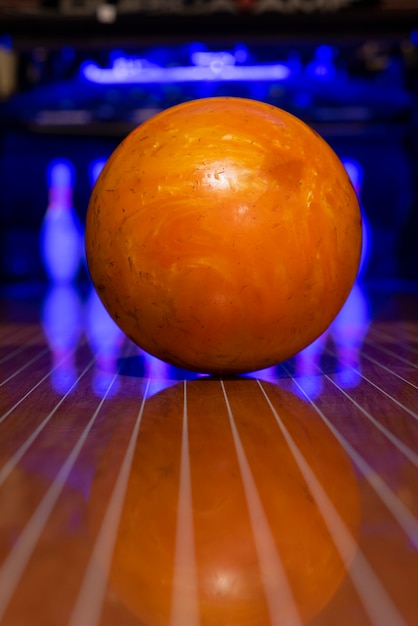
[{"left": 85, "top": 97, "right": 362, "bottom": 374}]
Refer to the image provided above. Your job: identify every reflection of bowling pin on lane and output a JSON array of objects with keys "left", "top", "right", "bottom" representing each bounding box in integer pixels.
[
  {"left": 85, "top": 283, "right": 125, "bottom": 398},
  {"left": 292, "top": 283, "right": 370, "bottom": 393},
  {"left": 41, "top": 284, "right": 83, "bottom": 394},
  {"left": 293, "top": 332, "right": 327, "bottom": 400},
  {"left": 330, "top": 282, "right": 370, "bottom": 389},
  {"left": 40, "top": 159, "right": 84, "bottom": 284}
]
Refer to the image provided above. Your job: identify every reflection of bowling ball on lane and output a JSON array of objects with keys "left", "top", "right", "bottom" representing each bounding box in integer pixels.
[
  {"left": 89, "top": 379, "right": 360, "bottom": 626},
  {"left": 85, "top": 97, "right": 362, "bottom": 375}
]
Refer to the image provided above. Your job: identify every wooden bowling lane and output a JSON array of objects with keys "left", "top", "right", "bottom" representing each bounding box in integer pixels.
[{"left": 0, "top": 283, "right": 417, "bottom": 626}]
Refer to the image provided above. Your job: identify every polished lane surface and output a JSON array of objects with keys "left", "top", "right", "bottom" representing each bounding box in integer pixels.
[{"left": 0, "top": 282, "right": 417, "bottom": 626}]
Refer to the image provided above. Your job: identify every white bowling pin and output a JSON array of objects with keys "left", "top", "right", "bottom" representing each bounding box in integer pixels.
[
  {"left": 88, "top": 157, "right": 107, "bottom": 189},
  {"left": 342, "top": 157, "right": 372, "bottom": 278},
  {"left": 40, "top": 159, "right": 83, "bottom": 284}
]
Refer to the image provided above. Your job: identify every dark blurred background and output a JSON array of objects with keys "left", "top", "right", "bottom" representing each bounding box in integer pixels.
[{"left": 1, "top": 0, "right": 418, "bottom": 294}]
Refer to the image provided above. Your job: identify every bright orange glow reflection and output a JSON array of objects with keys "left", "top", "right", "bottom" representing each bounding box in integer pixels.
[{"left": 89, "top": 379, "right": 360, "bottom": 626}]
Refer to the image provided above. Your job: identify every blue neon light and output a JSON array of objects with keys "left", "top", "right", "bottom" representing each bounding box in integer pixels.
[
  {"left": 81, "top": 56, "right": 291, "bottom": 85},
  {"left": 190, "top": 50, "right": 236, "bottom": 68}
]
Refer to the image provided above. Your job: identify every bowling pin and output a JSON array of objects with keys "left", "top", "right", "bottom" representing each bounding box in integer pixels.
[
  {"left": 40, "top": 158, "right": 84, "bottom": 284},
  {"left": 342, "top": 157, "right": 372, "bottom": 278},
  {"left": 88, "top": 157, "right": 107, "bottom": 190}
]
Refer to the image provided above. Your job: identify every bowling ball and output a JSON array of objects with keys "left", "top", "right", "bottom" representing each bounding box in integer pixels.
[
  {"left": 89, "top": 379, "right": 361, "bottom": 626},
  {"left": 85, "top": 97, "right": 362, "bottom": 374}
]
